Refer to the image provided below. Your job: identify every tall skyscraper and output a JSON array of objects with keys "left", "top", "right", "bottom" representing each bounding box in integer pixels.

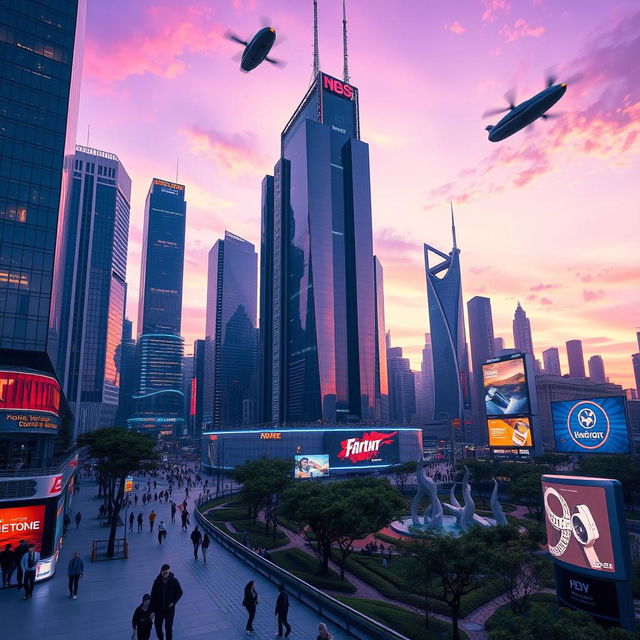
[
  {"left": 566, "top": 339, "right": 586, "bottom": 378},
  {"left": 513, "top": 302, "right": 535, "bottom": 358},
  {"left": 420, "top": 334, "right": 435, "bottom": 422},
  {"left": 493, "top": 337, "right": 505, "bottom": 353},
  {"left": 0, "top": 0, "right": 85, "bottom": 467},
  {"left": 467, "top": 296, "right": 495, "bottom": 444},
  {"left": 373, "top": 257, "right": 389, "bottom": 421},
  {"left": 542, "top": 347, "right": 562, "bottom": 376},
  {"left": 115, "top": 318, "right": 136, "bottom": 426},
  {"left": 204, "top": 231, "right": 257, "bottom": 430},
  {"left": 191, "top": 339, "right": 205, "bottom": 439},
  {"left": 633, "top": 353, "right": 640, "bottom": 396},
  {"left": 423, "top": 211, "right": 471, "bottom": 424},
  {"left": 130, "top": 179, "right": 186, "bottom": 435},
  {"left": 260, "top": 72, "right": 376, "bottom": 424},
  {"left": 588, "top": 355, "right": 607, "bottom": 383},
  {"left": 55, "top": 146, "right": 130, "bottom": 436},
  {"left": 387, "top": 345, "right": 416, "bottom": 424}
]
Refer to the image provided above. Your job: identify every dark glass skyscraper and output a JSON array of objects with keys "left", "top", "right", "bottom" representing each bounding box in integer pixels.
[
  {"left": 56, "top": 146, "right": 130, "bottom": 436},
  {"left": 566, "top": 339, "right": 586, "bottom": 378},
  {"left": 373, "top": 256, "right": 389, "bottom": 421},
  {"left": 204, "top": 231, "right": 257, "bottom": 430},
  {"left": 115, "top": 317, "right": 136, "bottom": 426},
  {"left": 513, "top": 301, "right": 534, "bottom": 358},
  {"left": 423, "top": 214, "right": 471, "bottom": 425},
  {"left": 260, "top": 72, "right": 377, "bottom": 424},
  {"left": 129, "top": 179, "right": 186, "bottom": 435},
  {"left": 0, "top": 0, "right": 85, "bottom": 467}
]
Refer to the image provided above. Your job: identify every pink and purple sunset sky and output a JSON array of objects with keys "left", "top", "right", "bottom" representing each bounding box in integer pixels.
[{"left": 78, "top": 0, "right": 640, "bottom": 388}]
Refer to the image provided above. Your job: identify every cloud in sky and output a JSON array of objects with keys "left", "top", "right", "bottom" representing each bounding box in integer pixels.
[
  {"left": 498, "top": 19, "right": 545, "bottom": 42},
  {"left": 481, "top": 0, "right": 512, "bottom": 23},
  {"left": 445, "top": 21, "right": 466, "bottom": 35},
  {"left": 583, "top": 289, "right": 606, "bottom": 302}
]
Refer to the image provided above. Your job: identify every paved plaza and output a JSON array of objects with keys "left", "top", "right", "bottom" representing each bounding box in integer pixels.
[{"left": 0, "top": 476, "right": 358, "bottom": 640}]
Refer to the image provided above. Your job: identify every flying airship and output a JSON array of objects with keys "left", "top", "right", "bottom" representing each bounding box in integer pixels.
[
  {"left": 483, "top": 74, "right": 569, "bottom": 142},
  {"left": 225, "top": 25, "right": 284, "bottom": 72}
]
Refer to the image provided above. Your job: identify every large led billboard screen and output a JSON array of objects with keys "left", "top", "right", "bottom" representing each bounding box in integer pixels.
[
  {"left": 294, "top": 454, "right": 329, "bottom": 479},
  {"left": 326, "top": 430, "right": 400, "bottom": 468},
  {"left": 482, "top": 357, "right": 529, "bottom": 416},
  {"left": 0, "top": 505, "right": 46, "bottom": 552},
  {"left": 551, "top": 397, "right": 630, "bottom": 454},
  {"left": 488, "top": 417, "right": 533, "bottom": 447}
]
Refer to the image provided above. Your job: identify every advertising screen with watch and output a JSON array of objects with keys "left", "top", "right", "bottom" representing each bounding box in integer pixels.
[
  {"left": 487, "top": 416, "right": 533, "bottom": 447},
  {"left": 551, "top": 396, "right": 631, "bottom": 454}
]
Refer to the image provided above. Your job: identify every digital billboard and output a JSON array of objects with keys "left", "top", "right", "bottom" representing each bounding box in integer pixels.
[
  {"left": 488, "top": 417, "right": 533, "bottom": 447},
  {"left": 0, "top": 370, "right": 62, "bottom": 433},
  {"left": 482, "top": 357, "right": 529, "bottom": 416},
  {"left": 326, "top": 430, "right": 400, "bottom": 468},
  {"left": 0, "top": 505, "right": 46, "bottom": 552},
  {"left": 294, "top": 454, "right": 329, "bottom": 479},
  {"left": 551, "top": 397, "right": 630, "bottom": 454}
]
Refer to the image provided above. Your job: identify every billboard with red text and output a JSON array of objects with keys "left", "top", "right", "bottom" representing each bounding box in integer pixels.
[
  {"left": 326, "top": 430, "right": 400, "bottom": 468},
  {"left": 0, "top": 505, "right": 46, "bottom": 552}
]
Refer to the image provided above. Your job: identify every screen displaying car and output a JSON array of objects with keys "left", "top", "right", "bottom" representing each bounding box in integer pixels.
[{"left": 482, "top": 356, "right": 530, "bottom": 417}]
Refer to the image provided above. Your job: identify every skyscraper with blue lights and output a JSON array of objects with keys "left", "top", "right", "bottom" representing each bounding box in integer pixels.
[
  {"left": 260, "top": 72, "right": 377, "bottom": 424},
  {"left": 129, "top": 178, "right": 186, "bottom": 435},
  {"left": 424, "top": 211, "right": 471, "bottom": 426}
]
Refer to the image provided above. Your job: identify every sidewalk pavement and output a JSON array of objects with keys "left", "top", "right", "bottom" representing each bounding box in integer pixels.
[{"left": 0, "top": 476, "right": 357, "bottom": 640}]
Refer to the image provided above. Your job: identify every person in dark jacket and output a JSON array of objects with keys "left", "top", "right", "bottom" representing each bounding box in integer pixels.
[
  {"left": 67, "top": 551, "right": 84, "bottom": 599},
  {"left": 14, "top": 540, "right": 28, "bottom": 589},
  {"left": 0, "top": 544, "right": 15, "bottom": 587},
  {"left": 201, "top": 532, "right": 210, "bottom": 566},
  {"left": 190, "top": 526, "right": 202, "bottom": 560},
  {"left": 149, "top": 564, "right": 183, "bottom": 640},
  {"left": 242, "top": 580, "right": 258, "bottom": 634},
  {"left": 132, "top": 593, "right": 154, "bottom": 640},
  {"left": 274, "top": 584, "right": 291, "bottom": 638},
  {"left": 74, "top": 511, "right": 82, "bottom": 528}
]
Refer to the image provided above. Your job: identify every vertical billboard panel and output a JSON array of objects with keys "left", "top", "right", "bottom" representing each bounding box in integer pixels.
[
  {"left": 551, "top": 397, "right": 631, "bottom": 454},
  {"left": 482, "top": 355, "right": 529, "bottom": 416},
  {"left": 325, "top": 430, "right": 399, "bottom": 468}
]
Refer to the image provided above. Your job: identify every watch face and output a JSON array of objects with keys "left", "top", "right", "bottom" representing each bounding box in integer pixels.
[{"left": 542, "top": 480, "right": 615, "bottom": 573}]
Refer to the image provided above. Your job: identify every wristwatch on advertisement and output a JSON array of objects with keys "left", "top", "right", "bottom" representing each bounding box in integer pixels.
[{"left": 571, "top": 504, "right": 600, "bottom": 569}]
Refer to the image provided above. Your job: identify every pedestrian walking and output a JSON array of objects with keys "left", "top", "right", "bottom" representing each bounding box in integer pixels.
[
  {"left": 14, "top": 540, "right": 27, "bottom": 590},
  {"left": 21, "top": 544, "right": 39, "bottom": 600},
  {"left": 129, "top": 512, "right": 135, "bottom": 533},
  {"left": 134, "top": 493, "right": 139, "bottom": 505},
  {"left": 180, "top": 510, "right": 189, "bottom": 532},
  {"left": 274, "top": 585, "right": 291, "bottom": 638},
  {"left": 67, "top": 551, "right": 84, "bottom": 599},
  {"left": 131, "top": 593, "right": 154, "bottom": 640},
  {"left": 63, "top": 513, "right": 70, "bottom": 536},
  {"left": 201, "top": 533, "right": 210, "bottom": 566},
  {"left": 137, "top": 513, "right": 144, "bottom": 532},
  {"left": 242, "top": 580, "right": 258, "bottom": 634},
  {"left": 0, "top": 544, "right": 15, "bottom": 588},
  {"left": 150, "top": 564, "right": 183, "bottom": 640},
  {"left": 190, "top": 526, "right": 202, "bottom": 560},
  {"left": 158, "top": 521, "right": 167, "bottom": 544},
  {"left": 149, "top": 510, "right": 157, "bottom": 532},
  {"left": 170, "top": 502, "right": 176, "bottom": 523},
  {"left": 317, "top": 622, "right": 333, "bottom": 640},
  {"left": 74, "top": 511, "right": 82, "bottom": 529}
]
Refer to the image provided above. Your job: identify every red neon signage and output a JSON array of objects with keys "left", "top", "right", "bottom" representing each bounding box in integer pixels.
[
  {"left": 323, "top": 74, "right": 354, "bottom": 100},
  {"left": 0, "top": 371, "right": 61, "bottom": 416},
  {"left": 337, "top": 431, "right": 398, "bottom": 464}
]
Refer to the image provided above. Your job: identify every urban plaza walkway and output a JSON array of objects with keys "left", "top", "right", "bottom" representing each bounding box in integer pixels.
[{"left": 0, "top": 475, "right": 359, "bottom": 640}]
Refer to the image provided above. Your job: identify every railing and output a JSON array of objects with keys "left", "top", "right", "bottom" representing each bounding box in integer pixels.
[
  {"left": 0, "top": 450, "right": 79, "bottom": 477},
  {"left": 91, "top": 538, "right": 128, "bottom": 562},
  {"left": 195, "top": 496, "right": 410, "bottom": 640}
]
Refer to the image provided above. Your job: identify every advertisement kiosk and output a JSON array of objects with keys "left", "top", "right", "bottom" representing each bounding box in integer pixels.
[{"left": 542, "top": 474, "right": 635, "bottom": 629}]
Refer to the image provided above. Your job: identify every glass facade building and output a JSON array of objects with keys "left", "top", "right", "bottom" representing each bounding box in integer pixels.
[
  {"left": 204, "top": 231, "right": 258, "bottom": 430},
  {"left": 55, "top": 146, "right": 130, "bottom": 436},
  {"left": 260, "top": 72, "right": 377, "bottom": 424},
  {"left": 373, "top": 257, "right": 389, "bottom": 421},
  {"left": 130, "top": 179, "right": 186, "bottom": 435},
  {"left": 423, "top": 220, "right": 471, "bottom": 426},
  {"left": 115, "top": 317, "right": 136, "bottom": 426}
]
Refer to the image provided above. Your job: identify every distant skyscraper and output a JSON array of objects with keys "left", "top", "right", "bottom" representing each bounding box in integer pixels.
[
  {"left": 513, "top": 302, "right": 534, "bottom": 358},
  {"left": 566, "top": 340, "right": 586, "bottom": 378},
  {"left": 204, "top": 232, "right": 258, "bottom": 430},
  {"left": 130, "top": 179, "right": 186, "bottom": 434},
  {"left": 633, "top": 353, "right": 640, "bottom": 396},
  {"left": 467, "top": 296, "right": 495, "bottom": 444},
  {"left": 115, "top": 318, "right": 136, "bottom": 427},
  {"left": 542, "top": 347, "right": 562, "bottom": 376},
  {"left": 420, "top": 334, "right": 435, "bottom": 422},
  {"left": 55, "top": 146, "right": 131, "bottom": 436},
  {"left": 374, "top": 257, "right": 389, "bottom": 421},
  {"left": 588, "top": 355, "right": 606, "bottom": 383},
  {"left": 387, "top": 345, "right": 416, "bottom": 424},
  {"left": 260, "top": 72, "right": 376, "bottom": 423},
  {"left": 423, "top": 210, "right": 471, "bottom": 423},
  {"left": 493, "top": 337, "right": 505, "bottom": 353},
  {"left": 182, "top": 354, "right": 194, "bottom": 428}
]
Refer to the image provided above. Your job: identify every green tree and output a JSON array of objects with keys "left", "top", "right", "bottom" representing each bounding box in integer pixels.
[
  {"left": 78, "top": 428, "right": 159, "bottom": 557},
  {"left": 400, "top": 529, "right": 488, "bottom": 640},
  {"left": 230, "top": 458, "right": 293, "bottom": 528},
  {"left": 384, "top": 461, "right": 416, "bottom": 496},
  {"left": 577, "top": 455, "right": 640, "bottom": 505},
  {"left": 280, "top": 477, "right": 404, "bottom": 577},
  {"left": 510, "top": 471, "right": 545, "bottom": 521},
  {"left": 534, "top": 453, "right": 571, "bottom": 471}
]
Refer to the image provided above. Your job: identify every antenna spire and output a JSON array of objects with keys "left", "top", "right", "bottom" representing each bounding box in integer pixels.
[
  {"left": 312, "top": 0, "right": 320, "bottom": 82},
  {"left": 451, "top": 202, "right": 458, "bottom": 250},
  {"left": 342, "top": 0, "right": 350, "bottom": 83}
]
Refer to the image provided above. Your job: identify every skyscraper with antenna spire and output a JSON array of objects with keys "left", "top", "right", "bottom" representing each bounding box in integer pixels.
[{"left": 259, "top": 1, "right": 378, "bottom": 424}]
